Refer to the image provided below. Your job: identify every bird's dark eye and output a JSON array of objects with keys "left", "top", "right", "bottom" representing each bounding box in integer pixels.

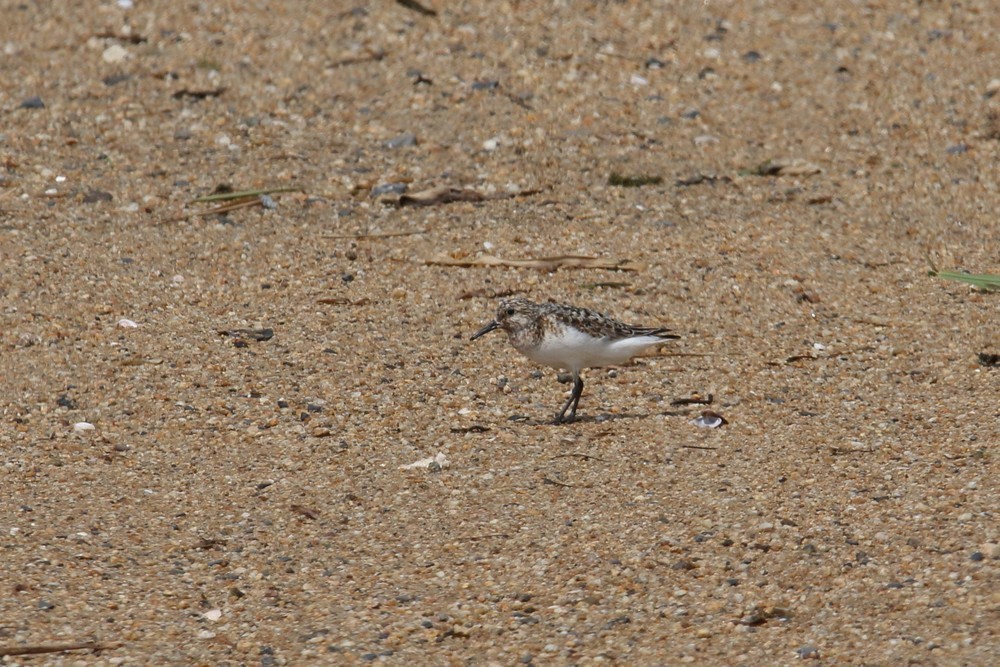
[{"left": 506, "top": 308, "right": 515, "bottom": 316}]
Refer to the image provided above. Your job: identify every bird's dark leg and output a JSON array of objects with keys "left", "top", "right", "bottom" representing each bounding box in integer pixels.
[{"left": 554, "top": 372, "right": 584, "bottom": 424}]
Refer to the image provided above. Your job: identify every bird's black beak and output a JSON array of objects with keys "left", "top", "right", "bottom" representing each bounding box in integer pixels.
[{"left": 470, "top": 320, "right": 500, "bottom": 341}]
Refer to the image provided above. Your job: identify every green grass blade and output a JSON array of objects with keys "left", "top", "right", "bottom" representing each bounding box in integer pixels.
[
  {"left": 191, "top": 187, "right": 301, "bottom": 203},
  {"left": 929, "top": 269, "right": 1000, "bottom": 291}
]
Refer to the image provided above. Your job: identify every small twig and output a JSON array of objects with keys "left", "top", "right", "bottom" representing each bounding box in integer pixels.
[
  {"left": 552, "top": 452, "right": 608, "bottom": 462},
  {"left": 330, "top": 49, "right": 386, "bottom": 68},
  {"left": 680, "top": 444, "right": 718, "bottom": 451},
  {"left": 396, "top": 0, "right": 437, "bottom": 16},
  {"left": 596, "top": 51, "right": 639, "bottom": 62},
  {"left": 200, "top": 198, "right": 262, "bottom": 215},
  {"left": 651, "top": 352, "right": 725, "bottom": 358},
  {"left": 290, "top": 504, "right": 320, "bottom": 520},
  {"left": 326, "top": 229, "right": 428, "bottom": 239},
  {"left": 542, "top": 475, "right": 585, "bottom": 488},
  {"left": 190, "top": 187, "right": 301, "bottom": 204},
  {"left": 0, "top": 642, "right": 119, "bottom": 657},
  {"left": 455, "top": 532, "right": 509, "bottom": 541},
  {"left": 830, "top": 446, "right": 874, "bottom": 455},
  {"left": 671, "top": 394, "right": 713, "bottom": 407}
]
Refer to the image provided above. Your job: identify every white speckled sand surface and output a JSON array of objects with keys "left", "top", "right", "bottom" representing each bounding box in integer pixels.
[{"left": 1, "top": 1, "right": 997, "bottom": 664}]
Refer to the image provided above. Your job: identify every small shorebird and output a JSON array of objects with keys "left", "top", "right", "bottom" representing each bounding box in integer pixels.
[{"left": 471, "top": 298, "right": 679, "bottom": 423}]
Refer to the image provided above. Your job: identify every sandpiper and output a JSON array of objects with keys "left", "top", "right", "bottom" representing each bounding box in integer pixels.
[{"left": 471, "top": 297, "right": 679, "bottom": 423}]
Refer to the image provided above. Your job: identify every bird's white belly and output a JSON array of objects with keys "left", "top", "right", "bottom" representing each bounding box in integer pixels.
[{"left": 518, "top": 327, "right": 662, "bottom": 372}]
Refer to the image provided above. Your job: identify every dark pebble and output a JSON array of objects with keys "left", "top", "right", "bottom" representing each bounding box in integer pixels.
[
  {"left": 420, "top": 619, "right": 433, "bottom": 628},
  {"left": 83, "top": 189, "right": 114, "bottom": 204},
  {"left": 645, "top": 57, "right": 665, "bottom": 69},
  {"left": 886, "top": 581, "right": 904, "bottom": 589},
  {"left": 174, "top": 128, "right": 193, "bottom": 141},
  {"left": 361, "top": 654, "right": 378, "bottom": 662},
  {"left": 742, "top": 50, "right": 762, "bottom": 63},
  {"left": 20, "top": 96, "right": 45, "bottom": 109},
  {"left": 103, "top": 73, "right": 130, "bottom": 86},
  {"left": 385, "top": 132, "right": 416, "bottom": 149},
  {"left": 342, "top": 273, "right": 354, "bottom": 283},
  {"left": 970, "top": 551, "right": 984, "bottom": 562},
  {"left": 277, "top": 400, "right": 289, "bottom": 409},
  {"left": 946, "top": 143, "right": 969, "bottom": 155},
  {"left": 56, "top": 394, "right": 77, "bottom": 409},
  {"left": 681, "top": 109, "right": 700, "bottom": 119},
  {"left": 306, "top": 404, "right": 324, "bottom": 413},
  {"left": 37, "top": 600, "right": 55, "bottom": 610},
  {"left": 471, "top": 79, "right": 499, "bottom": 91}
]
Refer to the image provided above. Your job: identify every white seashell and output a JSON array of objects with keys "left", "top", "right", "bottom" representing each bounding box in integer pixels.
[
  {"left": 400, "top": 452, "right": 450, "bottom": 470},
  {"left": 117, "top": 318, "right": 139, "bottom": 328},
  {"left": 73, "top": 422, "right": 96, "bottom": 434}
]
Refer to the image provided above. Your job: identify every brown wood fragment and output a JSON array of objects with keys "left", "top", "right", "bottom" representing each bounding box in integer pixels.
[
  {"left": 291, "top": 504, "right": 320, "bottom": 520},
  {"left": 426, "top": 254, "right": 641, "bottom": 272},
  {"left": 0, "top": 642, "right": 118, "bottom": 657},
  {"left": 396, "top": 0, "right": 437, "bottom": 16}
]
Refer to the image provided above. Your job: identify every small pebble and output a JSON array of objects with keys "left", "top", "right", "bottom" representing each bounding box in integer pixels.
[
  {"left": 102, "top": 44, "right": 128, "bottom": 64},
  {"left": 795, "top": 645, "right": 820, "bottom": 659},
  {"left": 83, "top": 189, "right": 114, "bottom": 203},
  {"left": 371, "top": 182, "right": 407, "bottom": 196},
  {"left": 20, "top": 96, "right": 45, "bottom": 109},
  {"left": 385, "top": 132, "right": 416, "bottom": 149}
]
